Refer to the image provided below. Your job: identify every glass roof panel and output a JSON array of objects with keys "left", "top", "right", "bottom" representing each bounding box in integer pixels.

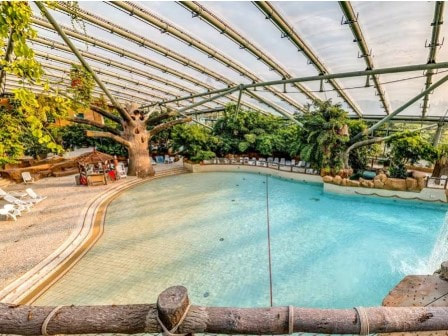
[{"left": 23, "top": 1, "right": 448, "bottom": 119}]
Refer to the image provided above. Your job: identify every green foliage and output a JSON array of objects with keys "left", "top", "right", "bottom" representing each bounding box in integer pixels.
[
  {"left": 171, "top": 124, "right": 219, "bottom": 163},
  {"left": 69, "top": 63, "right": 95, "bottom": 109},
  {"left": 297, "top": 101, "right": 350, "bottom": 173},
  {"left": 59, "top": 124, "right": 126, "bottom": 157},
  {"left": 212, "top": 104, "right": 299, "bottom": 157},
  {"left": 0, "top": 2, "right": 71, "bottom": 164},
  {"left": 0, "top": 2, "right": 43, "bottom": 81},
  {"left": 386, "top": 133, "right": 437, "bottom": 178},
  {"left": 347, "top": 119, "right": 382, "bottom": 171}
]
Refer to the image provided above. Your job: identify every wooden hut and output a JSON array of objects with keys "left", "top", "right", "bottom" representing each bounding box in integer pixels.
[{"left": 76, "top": 150, "right": 116, "bottom": 186}]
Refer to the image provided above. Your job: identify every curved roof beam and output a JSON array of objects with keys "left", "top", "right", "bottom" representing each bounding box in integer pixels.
[
  {"left": 420, "top": 1, "right": 445, "bottom": 117},
  {"left": 339, "top": 2, "right": 391, "bottom": 115},
  {"left": 31, "top": 20, "right": 273, "bottom": 113},
  {"left": 40, "top": 67, "right": 181, "bottom": 105},
  {"left": 53, "top": 2, "right": 303, "bottom": 114},
  {"left": 39, "top": 62, "right": 219, "bottom": 110},
  {"left": 40, "top": 59, "right": 177, "bottom": 99},
  {"left": 112, "top": 1, "right": 319, "bottom": 108},
  {"left": 6, "top": 77, "right": 150, "bottom": 105},
  {"left": 177, "top": 1, "right": 320, "bottom": 103},
  {"left": 37, "top": 57, "right": 219, "bottom": 110},
  {"left": 253, "top": 1, "right": 362, "bottom": 117}
]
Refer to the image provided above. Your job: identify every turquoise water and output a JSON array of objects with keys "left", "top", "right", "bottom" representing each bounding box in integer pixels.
[{"left": 36, "top": 172, "right": 448, "bottom": 309}]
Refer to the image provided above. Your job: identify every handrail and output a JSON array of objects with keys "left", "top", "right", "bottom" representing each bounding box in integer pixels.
[
  {"left": 1, "top": 286, "right": 448, "bottom": 335},
  {"left": 201, "top": 157, "right": 319, "bottom": 175}
]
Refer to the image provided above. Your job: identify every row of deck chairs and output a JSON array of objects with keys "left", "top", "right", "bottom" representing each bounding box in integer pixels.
[
  {"left": 203, "top": 157, "right": 319, "bottom": 175},
  {"left": 151, "top": 155, "right": 175, "bottom": 165},
  {"left": 0, "top": 187, "right": 47, "bottom": 221}
]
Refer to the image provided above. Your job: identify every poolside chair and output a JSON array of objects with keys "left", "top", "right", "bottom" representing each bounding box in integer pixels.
[
  {"left": 116, "top": 163, "right": 127, "bottom": 178},
  {"left": 291, "top": 159, "right": 296, "bottom": 166},
  {"left": 4, "top": 195, "right": 33, "bottom": 211},
  {"left": 0, "top": 187, "right": 27, "bottom": 199},
  {"left": 285, "top": 160, "right": 291, "bottom": 166},
  {"left": 297, "top": 161, "right": 305, "bottom": 167},
  {"left": 248, "top": 157, "right": 257, "bottom": 165},
  {"left": 21, "top": 172, "right": 34, "bottom": 184},
  {"left": 4, "top": 204, "right": 22, "bottom": 217},
  {"left": 164, "top": 155, "right": 175, "bottom": 164},
  {"left": 25, "top": 188, "right": 47, "bottom": 203},
  {"left": 279, "top": 158, "right": 286, "bottom": 165},
  {"left": 273, "top": 158, "right": 279, "bottom": 164},
  {"left": 0, "top": 205, "right": 18, "bottom": 221},
  {"left": 267, "top": 157, "right": 273, "bottom": 163}
]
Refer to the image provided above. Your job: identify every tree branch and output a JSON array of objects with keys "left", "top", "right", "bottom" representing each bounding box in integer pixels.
[
  {"left": 149, "top": 117, "right": 192, "bottom": 136},
  {"left": 90, "top": 105, "right": 123, "bottom": 125},
  {"left": 69, "top": 118, "right": 121, "bottom": 136},
  {"left": 146, "top": 110, "right": 179, "bottom": 125},
  {"left": 86, "top": 130, "right": 131, "bottom": 148}
]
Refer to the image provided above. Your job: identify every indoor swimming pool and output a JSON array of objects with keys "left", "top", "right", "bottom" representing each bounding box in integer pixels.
[{"left": 35, "top": 172, "right": 448, "bottom": 308}]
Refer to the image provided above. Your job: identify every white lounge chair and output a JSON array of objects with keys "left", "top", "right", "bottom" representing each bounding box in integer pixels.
[
  {"left": 117, "top": 163, "right": 127, "bottom": 178},
  {"left": 291, "top": 159, "right": 296, "bottom": 166},
  {"left": 25, "top": 188, "right": 47, "bottom": 203},
  {"left": 4, "top": 204, "right": 22, "bottom": 217},
  {"left": 0, "top": 205, "right": 18, "bottom": 221},
  {"left": 0, "top": 187, "right": 27, "bottom": 199},
  {"left": 280, "top": 158, "right": 286, "bottom": 165},
  {"left": 4, "top": 195, "right": 33, "bottom": 211},
  {"left": 21, "top": 172, "right": 34, "bottom": 184}
]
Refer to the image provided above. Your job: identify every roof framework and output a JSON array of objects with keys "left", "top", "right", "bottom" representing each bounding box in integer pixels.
[{"left": 4, "top": 1, "right": 448, "bottom": 123}]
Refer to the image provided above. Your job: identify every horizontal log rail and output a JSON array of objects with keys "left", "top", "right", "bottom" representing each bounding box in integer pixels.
[{"left": 1, "top": 286, "right": 448, "bottom": 335}]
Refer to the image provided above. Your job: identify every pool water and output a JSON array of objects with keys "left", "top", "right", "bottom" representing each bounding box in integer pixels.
[{"left": 35, "top": 172, "right": 448, "bottom": 308}]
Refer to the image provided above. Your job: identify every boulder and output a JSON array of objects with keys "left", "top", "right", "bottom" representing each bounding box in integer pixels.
[
  {"left": 333, "top": 175, "right": 342, "bottom": 185},
  {"left": 374, "top": 179, "right": 384, "bottom": 189},
  {"left": 405, "top": 177, "right": 419, "bottom": 191},
  {"left": 384, "top": 178, "right": 407, "bottom": 191},
  {"left": 377, "top": 173, "right": 388, "bottom": 183},
  {"left": 416, "top": 176, "right": 426, "bottom": 190},
  {"left": 347, "top": 180, "right": 360, "bottom": 187},
  {"left": 341, "top": 178, "right": 348, "bottom": 186},
  {"left": 360, "top": 180, "right": 371, "bottom": 188},
  {"left": 412, "top": 170, "right": 427, "bottom": 179},
  {"left": 323, "top": 175, "right": 333, "bottom": 183}
]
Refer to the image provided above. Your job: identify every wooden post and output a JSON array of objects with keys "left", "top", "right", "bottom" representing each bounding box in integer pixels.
[{"left": 157, "top": 286, "right": 190, "bottom": 332}]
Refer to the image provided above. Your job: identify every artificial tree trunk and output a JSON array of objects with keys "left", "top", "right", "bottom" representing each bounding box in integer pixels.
[
  {"left": 123, "top": 117, "right": 153, "bottom": 178},
  {"left": 78, "top": 103, "right": 191, "bottom": 179}
]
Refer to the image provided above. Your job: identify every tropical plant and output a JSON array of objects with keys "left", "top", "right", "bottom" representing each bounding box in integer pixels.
[
  {"left": 386, "top": 133, "right": 437, "bottom": 178},
  {"left": 69, "top": 63, "right": 95, "bottom": 109},
  {"left": 212, "top": 104, "right": 299, "bottom": 157},
  {"left": 0, "top": 2, "right": 70, "bottom": 164},
  {"left": 297, "top": 100, "right": 350, "bottom": 174},
  {"left": 171, "top": 124, "right": 219, "bottom": 162}
]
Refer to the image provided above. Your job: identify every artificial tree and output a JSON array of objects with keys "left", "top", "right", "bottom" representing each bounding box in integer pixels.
[{"left": 70, "top": 104, "right": 191, "bottom": 177}]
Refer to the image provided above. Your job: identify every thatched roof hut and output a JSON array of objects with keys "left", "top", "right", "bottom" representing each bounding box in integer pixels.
[{"left": 76, "top": 150, "right": 114, "bottom": 166}]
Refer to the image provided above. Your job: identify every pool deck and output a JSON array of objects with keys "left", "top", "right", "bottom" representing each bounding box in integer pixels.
[
  {"left": 0, "top": 161, "right": 186, "bottom": 303},
  {"left": 382, "top": 275, "right": 448, "bottom": 335}
]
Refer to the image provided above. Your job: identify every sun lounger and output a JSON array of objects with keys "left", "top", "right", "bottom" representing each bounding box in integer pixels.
[
  {"left": 291, "top": 159, "right": 296, "bottom": 166},
  {"left": 4, "top": 204, "right": 22, "bottom": 217},
  {"left": 0, "top": 187, "right": 27, "bottom": 199},
  {"left": 21, "top": 172, "right": 34, "bottom": 184},
  {"left": 0, "top": 205, "right": 18, "bottom": 221},
  {"left": 4, "top": 195, "right": 33, "bottom": 211},
  {"left": 25, "top": 188, "right": 47, "bottom": 203},
  {"left": 280, "top": 158, "right": 286, "bottom": 165}
]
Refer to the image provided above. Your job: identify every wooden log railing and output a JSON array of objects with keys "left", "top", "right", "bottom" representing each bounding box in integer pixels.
[{"left": 1, "top": 286, "right": 448, "bottom": 335}]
